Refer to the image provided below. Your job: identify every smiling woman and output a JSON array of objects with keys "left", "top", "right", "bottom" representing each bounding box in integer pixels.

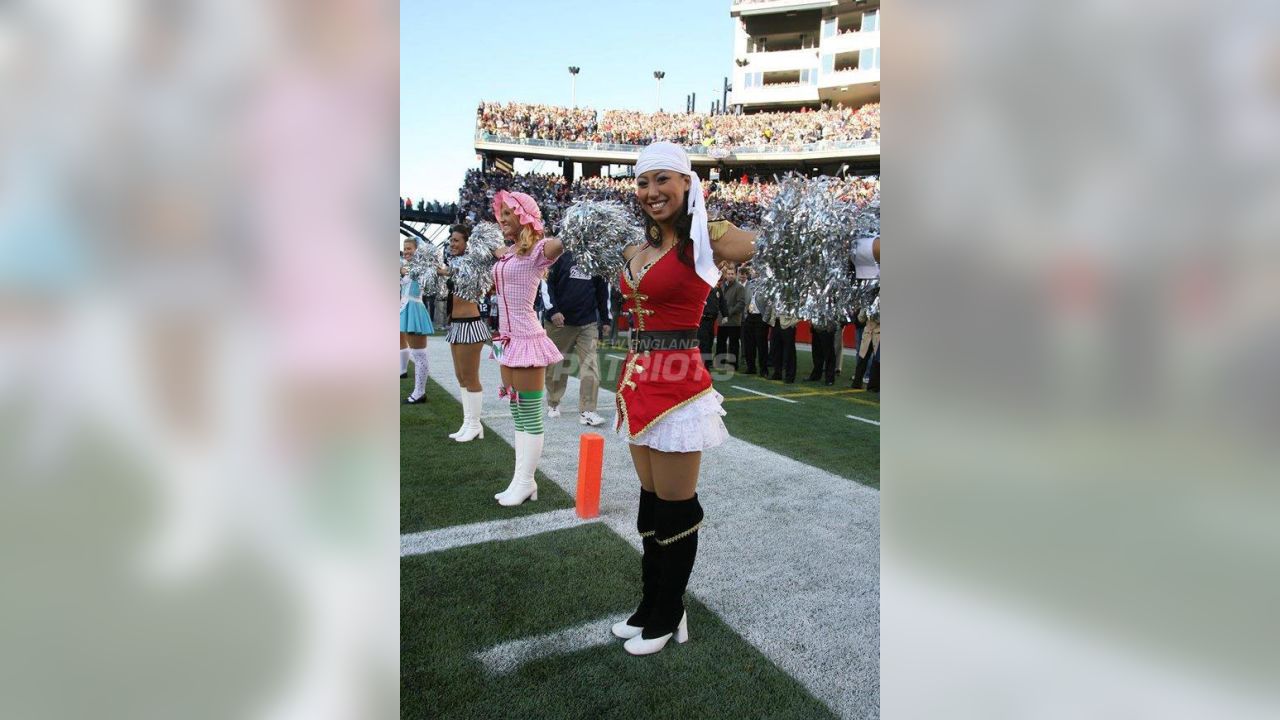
[
  {"left": 609, "top": 141, "right": 758, "bottom": 657},
  {"left": 487, "top": 191, "right": 565, "bottom": 508}
]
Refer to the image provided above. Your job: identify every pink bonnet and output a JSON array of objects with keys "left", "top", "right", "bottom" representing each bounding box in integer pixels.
[{"left": 491, "top": 190, "right": 544, "bottom": 234}]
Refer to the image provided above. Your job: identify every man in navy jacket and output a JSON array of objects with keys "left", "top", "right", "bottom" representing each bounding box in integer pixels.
[{"left": 542, "top": 250, "right": 610, "bottom": 426}]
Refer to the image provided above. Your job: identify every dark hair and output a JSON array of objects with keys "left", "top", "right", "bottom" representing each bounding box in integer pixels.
[
  {"left": 641, "top": 190, "right": 695, "bottom": 269},
  {"left": 449, "top": 223, "right": 472, "bottom": 239}
]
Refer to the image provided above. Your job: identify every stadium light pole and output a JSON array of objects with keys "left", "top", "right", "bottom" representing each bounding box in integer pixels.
[
  {"left": 568, "top": 66, "right": 580, "bottom": 107},
  {"left": 653, "top": 70, "right": 665, "bottom": 111}
]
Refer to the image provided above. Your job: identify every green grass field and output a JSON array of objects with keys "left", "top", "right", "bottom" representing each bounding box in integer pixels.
[
  {"left": 401, "top": 377, "right": 574, "bottom": 533},
  {"left": 402, "top": 523, "right": 837, "bottom": 720},
  {"left": 402, "top": 327, "right": 877, "bottom": 718}
]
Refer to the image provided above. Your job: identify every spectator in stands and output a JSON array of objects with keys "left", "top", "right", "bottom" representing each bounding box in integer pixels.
[
  {"left": 474, "top": 100, "right": 879, "bottom": 150},
  {"left": 455, "top": 170, "right": 878, "bottom": 238}
]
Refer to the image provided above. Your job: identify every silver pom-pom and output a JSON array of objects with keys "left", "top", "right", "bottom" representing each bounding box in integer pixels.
[
  {"left": 853, "top": 279, "right": 880, "bottom": 318},
  {"left": 449, "top": 221, "right": 504, "bottom": 302},
  {"left": 405, "top": 245, "right": 439, "bottom": 297},
  {"left": 853, "top": 195, "right": 880, "bottom": 241},
  {"left": 754, "top": 175, "right": 860, "bottom": 327},
  {"left": 557, "top": 200, "right": 644, "bottom": 280}
]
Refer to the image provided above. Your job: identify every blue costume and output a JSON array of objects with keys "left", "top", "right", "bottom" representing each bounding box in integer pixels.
[{"left": 400, "top": 275, "right": 434, "bottom": 334}]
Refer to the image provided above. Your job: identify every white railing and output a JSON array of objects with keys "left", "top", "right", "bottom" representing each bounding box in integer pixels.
[{"left": 732, "top": 0, "right": 835, "bottom": 10}]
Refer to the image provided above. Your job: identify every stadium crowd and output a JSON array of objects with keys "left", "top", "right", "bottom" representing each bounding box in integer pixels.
[
  {"left": 476, "top": 101, "right": 879, "bottom": 150},
  {"left": 401, "top": 197, "right": 459, "bottom": 215},
  {"left": 452, "top": 169, "right": 878, "bottom": 230}
]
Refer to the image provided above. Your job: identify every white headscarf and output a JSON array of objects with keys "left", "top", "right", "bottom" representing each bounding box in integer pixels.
[{"left": 634, "top": 142, "right": 721, "bottom": 287}]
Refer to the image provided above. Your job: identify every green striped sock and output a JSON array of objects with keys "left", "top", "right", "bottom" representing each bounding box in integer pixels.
[
  {"left": 510, "top": 394, "right": 526, "bottom": 432},
  {"left": 517, "top": 391, "right": 545, "bottom": 435}
]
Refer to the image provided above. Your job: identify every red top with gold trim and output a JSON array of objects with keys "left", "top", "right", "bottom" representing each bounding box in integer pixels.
[{"left": 616, "top": 220, "right": 730, "bottom": 438}]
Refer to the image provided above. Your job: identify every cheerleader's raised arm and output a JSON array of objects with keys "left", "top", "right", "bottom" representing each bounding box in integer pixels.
[{"left": 709, "top": 221, "right": 757, "bottom": 266}]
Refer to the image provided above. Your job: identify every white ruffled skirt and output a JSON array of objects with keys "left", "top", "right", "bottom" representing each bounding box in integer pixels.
[{"left": 622, "top": 390, "right": 729, "bottom": 452}]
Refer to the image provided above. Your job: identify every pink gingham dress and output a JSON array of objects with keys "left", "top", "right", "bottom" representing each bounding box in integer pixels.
[{"left": 491, "top": 238, "right": 564, "bottom": 368}]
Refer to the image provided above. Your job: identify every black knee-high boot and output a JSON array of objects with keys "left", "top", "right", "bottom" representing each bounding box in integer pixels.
[
  {"left": 642, "top": 494, "right": 704, "bottom": 640},
  {"left": 625, "top": 489, "right": 659, "bottom": 627}
]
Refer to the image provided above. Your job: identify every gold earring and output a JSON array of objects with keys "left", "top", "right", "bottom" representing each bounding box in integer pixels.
[{"left": 649, "top": 225, "right": 659, "bottom": 241}]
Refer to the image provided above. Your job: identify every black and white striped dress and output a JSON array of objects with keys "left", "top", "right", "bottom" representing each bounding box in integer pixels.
[{"left": 444, "top": 275, "right": 493, "bottom": 345}]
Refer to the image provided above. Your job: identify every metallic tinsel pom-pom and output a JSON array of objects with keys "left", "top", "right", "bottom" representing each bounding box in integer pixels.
[
  {"left": 854, "top": 279, "right": 880, "bottom": 319},
  {"left": 557, "top": 200, "right": 644, "bottom": 280},
  {"left": 852, "top": 195, "right": 880, "bottom": 242},
  {"left": 405, "top": 245, "right": 439, "bottom": 297},
  {"left": 754, "top": 175, "right": 862, "bottom": 327},
  {"left": 449, "top": 221, "right": 504, "bottom": 302}
]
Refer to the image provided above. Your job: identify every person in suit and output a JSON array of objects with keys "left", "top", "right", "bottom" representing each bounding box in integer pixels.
[
  {"left": 715, "top": 262, "right": 745, "bottom": 371},
  {"left": 739, "top": 266, "right": 770, "bottom": 376},
  {"left": 806, "top": 317, "right": 838, "bottom": 385},
  {"left": 768, "top": 308, "right": 798, "bottom": 384},
  {"left": 697, "top": 273, "right": 723, "bottom": 369}
]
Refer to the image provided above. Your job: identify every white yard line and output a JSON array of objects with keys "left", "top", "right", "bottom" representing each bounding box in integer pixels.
[
  {"left": 473, "top": 614, "right": 630, "bottom": 675},
  {"left": 731, "top": 385, "right": 800, "bottom": 404},
  {"left": 846, "top": 414, "right": 881, "bottom": 427},
  {"left": 401, "top": 509, "right": 598, "bottom": 556}
]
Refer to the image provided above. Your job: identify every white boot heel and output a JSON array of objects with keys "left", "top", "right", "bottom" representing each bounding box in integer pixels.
[
  {"left": 623, "top": 612, "right": 687, "bottom": 656},
  {"left": 453, "top": 391, "right": 485, "bottom": 441},
  {"left": 497, "top": 481, "right": 537, "bottom": 507},
  {"left": 454, "top": 422, "right": 483, "bottom": 442}
]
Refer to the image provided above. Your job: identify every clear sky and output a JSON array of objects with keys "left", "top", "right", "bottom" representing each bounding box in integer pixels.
[{"left": 400, "top": 0, "right": 737, "bottom": 202}]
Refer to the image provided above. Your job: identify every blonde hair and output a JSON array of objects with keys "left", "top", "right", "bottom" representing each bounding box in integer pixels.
[{"left": 514, "top": 224, "right": 541, "bottom": 256}]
